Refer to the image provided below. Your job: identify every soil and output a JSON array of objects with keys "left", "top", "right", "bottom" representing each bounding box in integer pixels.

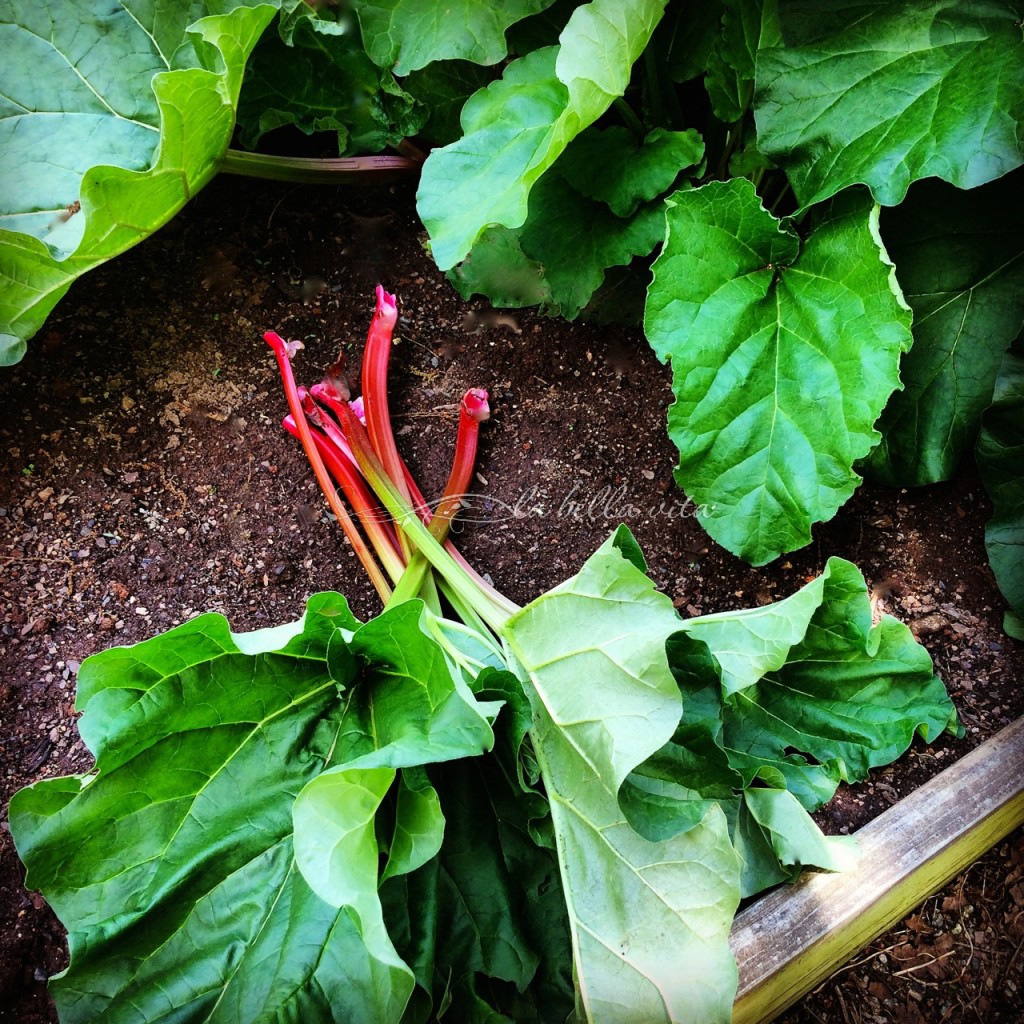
[{"left": 1, "top": 175, "right": 1022, "bottom": 1024}]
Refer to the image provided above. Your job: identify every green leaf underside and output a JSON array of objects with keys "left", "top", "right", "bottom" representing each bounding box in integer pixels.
[
  {"left": 977, "top": 343, "right": 1024, "bottom": 620},
  {"left": 0, "top": 0, "right": 277, "bottom": 364},
  {"left": 8, "top": 594, "right": 377, "bottom": 1024},
  {"left": 237, "top": 0, "right": 422, "bottom": 155},
  {"left": 353, "top": 0, "right": 558, "bottom": 75},
  {"left": 755, "top": 0, "right": 1024, "bottom": 209},
  {"left": 417, "top": 0, "right": 669, "bottom": 270},
  {"left": 381, "top": 757, "right": 575, "bottom": 1022},
  {"left": 868, "top": 171, "right": 1024, "bottom": 485},
  {"left": 505, "top": 534, "right": 743, "bottom": 1024},
  {"left": 381, "top": 767, "right": 445, "bottom": 883},
  {"left": 644, "top": 178, "right": 912, "bottom": 565}
]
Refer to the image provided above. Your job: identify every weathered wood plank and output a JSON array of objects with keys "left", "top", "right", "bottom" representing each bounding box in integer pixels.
[{"left": 730, "top": 716, "right": 1024, "bottom": 1024}]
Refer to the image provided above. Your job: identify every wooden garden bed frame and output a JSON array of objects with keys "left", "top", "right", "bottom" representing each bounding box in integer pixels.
[{"left": 730, "top": 715, "right": 1024, "bottom": 1023}]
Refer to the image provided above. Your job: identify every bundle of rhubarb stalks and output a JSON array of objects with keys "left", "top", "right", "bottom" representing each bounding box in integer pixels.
[
  {"left": 10, "top": 289, "right": 959, "bottom": 1024},
  {"left": 266, "top": 284, "right": 519, "bottom": 640}
]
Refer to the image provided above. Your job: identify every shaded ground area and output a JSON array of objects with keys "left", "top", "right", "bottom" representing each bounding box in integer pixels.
[{"left": 2, "top": 177, "right": 1022, "bottom": 1022}]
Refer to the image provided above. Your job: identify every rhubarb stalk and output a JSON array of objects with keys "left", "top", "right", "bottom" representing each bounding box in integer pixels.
[
  {"left": 265, "top": 331, "right": 392, "bottom": 601},
  {"left": 389, "top": 388, "right": 490, "bottom": 605},
  {"left": 282, "top": 415, "right": 405, "bottom": 584},
  {"left": 333, "top": 398, "right": 513, "bottom": 632}
]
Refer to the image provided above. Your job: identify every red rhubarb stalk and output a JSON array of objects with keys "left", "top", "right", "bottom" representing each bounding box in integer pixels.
[
  {"left": 265, "top": 331, "right": 392, "bottom": 601},
  {"left": 396, "top": 436, "right": 520, "bottom": 619},
  {"left": 362, "top": 286, "right": 411, "bottom": 502},
  {"left": 283, "top": 415, "right": 405, "bottom": 584},
  {"left": 389, "top": 389, "right": 490, "bottom": 604},
  {"left": 332, "top": 397, "right": 513, "bottom": 630}
]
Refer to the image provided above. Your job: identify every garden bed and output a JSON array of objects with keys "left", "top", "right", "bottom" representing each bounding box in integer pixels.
[{"left": 2, "top": 177, "right": 1022, "bottom": 1023}]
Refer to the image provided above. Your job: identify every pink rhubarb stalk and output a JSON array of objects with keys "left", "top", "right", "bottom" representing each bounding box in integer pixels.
[
  {"left": 361, "top": 286, "right": 411, "bottom": 503},
  {"left": 389, "top": 389, "right": 490, "bottom": 603},
  {"left": 282, "top": 415, "right": 405, "bottom": 584},
  {"left": 430, "top": 388, "right": 489, "bottom": 537},
  {"left": 265, "top": 331, "right": 392, "bottom": 601}
]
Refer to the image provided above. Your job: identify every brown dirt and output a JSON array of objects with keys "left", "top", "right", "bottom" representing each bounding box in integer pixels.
[{"left": 1, "top": 176, "right": 1022, "bottom": 1023}]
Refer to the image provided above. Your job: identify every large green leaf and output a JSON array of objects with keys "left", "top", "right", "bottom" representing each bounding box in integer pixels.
[
  {"left": 755, "top": 0, "right": 1024, "bottom": 210},
  {"left": 683, "top": 558, "right": 959, "bottom": 808},
  {"left": 0, "top": 0, "right": 277, "bottom": 364},
  {"left": 289, "top": 602, "right": 499, "bottom": 1021},
  {"left": 623, "top": 559, "right": 952, "bottom": 898},
  {"left": 505, "top": 533, "right": 743, "bottom": 1024},
  {"left": 292, "top": 602, "right": 497, "bottom": 898},
  {"left": 351, "top": 0, "right": 557, "bottom": 74},
  {"left": 236, "top": 0, "right": 423, "bottom": 154},
  {"left": 417, "top": 0, "right": 668, "bottom": 270},
  {"left": 867, "top": 172, "right": 1024, "bottom": 485},
  {"left": 644, "top": 178, "right": 912, "bottom": 564},
  {"left": 8, "top": 593, "right": 400, "bottom": 1024},
  {"left": 977, "top": 342, "right": 1024, "bottom": 627}
]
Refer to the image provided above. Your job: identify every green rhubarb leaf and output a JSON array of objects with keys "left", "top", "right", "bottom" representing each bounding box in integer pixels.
[
  {"left": 7, "top": 593, "right": 411, "bottom": 1024},
  {"left": 685, "top": 558, "right": 958, "bottom": 808},
  {"left": 0, "top": 0, "right": 278, "bottom": 365},
  {"left": 705, "top": 0, "right": 763, "bottom": 122},
  {"left": 505, "top": 533, "right": 742, "bottom": 1024},
  {"left": 506, "top": 0, "right": 581, "bottom": 57},
  {"left": 632, "top": 628, "right": 852, "bottom": 897},
  {"left": 661, "top": 0, "right": 726, "bottom": 82},
  {"left": 518, "top": 174, "right": 665, "bottom": 317},
  {"left": 755, "top": 0, "right": 1024, "bottom": 210},
  {"left": 740, "top": 787, "right": 857, "bottom": 879},
  {"left": 292, "top": 602, "right": 497, "bottom": 900},
  {"left": 644, "top": 178, "right": 912, "bottom": 564},
  {"left": 381, "top": 767, "right": 445, "bottom": 883},
  {"left": 402, "top": 60, "right": 493, "bottom": 146},
  {"left": 352, "top": 0, "right": 558, "bottom": 75},
  {"left": 381, "top": 757, "right": 574, "bottom": 1022},
  {"left": 450, "top": 226, "right": 554, "bottom": 310},
  {"left": 977, "top": 342, "right": 1024, "bottom": 623},
  {"left": 452, "top": 171, "right": 664, "bottom": 318},
  {"left": 418, "top": 0, "right": 669, "bottom": 270},
  {"left": 621, "top": 633, "right": 740, "bottom": 842},
  {"left": 559, "top": 126, "right": 705, "bottom": 218},
  {"left": 236, "top": 0, "right": 423, "bottom": 154},
  {"left": 867, "top": 172, "right": 1024, "bottom": 485}
]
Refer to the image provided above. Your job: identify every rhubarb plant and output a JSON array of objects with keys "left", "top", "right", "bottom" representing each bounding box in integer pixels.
[{"left": 11, "top": 288, "right": 960, "bottom": 1024}]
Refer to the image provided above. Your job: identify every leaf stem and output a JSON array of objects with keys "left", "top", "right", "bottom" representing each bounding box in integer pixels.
[
  {"left": 219, "top": 149, "right": 419, "bottom": 184},
  {"left": 613, "top": 98, "right": 646, "bottom": 141}
]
